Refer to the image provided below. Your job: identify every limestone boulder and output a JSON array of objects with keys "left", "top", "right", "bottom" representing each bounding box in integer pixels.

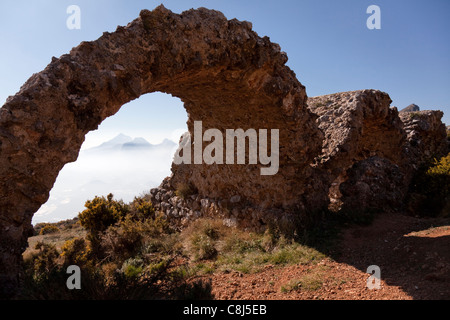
[
  {"left": 399, "top": 110, "right": 448, "bottom": 168},
  {"left": 307, "top": 90, "right": 407, "bottom": 211},
  {"left": 339, "top": 156, "right": 407, "bottom": 213}
]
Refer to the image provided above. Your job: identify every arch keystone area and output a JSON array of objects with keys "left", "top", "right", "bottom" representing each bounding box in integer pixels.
[{"left": 0, "top": 6, "right": 323, "bottom": 297}]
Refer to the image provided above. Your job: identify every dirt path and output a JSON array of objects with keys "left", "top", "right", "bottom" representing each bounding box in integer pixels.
[{"left": 209, "top": 213, "right": 450, "bottom": 300}]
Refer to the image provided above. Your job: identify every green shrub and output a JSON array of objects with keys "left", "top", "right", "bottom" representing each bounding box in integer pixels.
[
  {"left": 222, "top": 235, "right": 265, "bottom": 254},
  {"left": 129, "top": 197, "right": 156, "bottom": 221},
  {"left": 183, "top": 219, "right": 222, "bottom": 261},
  {"left": 425, "top": 153, "right": 450, "bottom": 215},
  {"left": 61, "top": 237, "right": 92, "bottom": 267},
  {"left": 142, "top": 234, "right": 181, "bottom": 256},
  {"left": 178, "top": 279, "right": 213, "bottom": 300},
  {"left": 78, "top": 193, "right": 129, "bottom": 236},
  {"left": 427, "top": 152, "right": 450, "bottom": 176},
  {"left": 121, "top": 258, "right": 144, "bottom": 279},
  {"left": 21, "top": 199, "right": 211, "bottom": 300},
  {"left": 22, "top": 241, "right": 211, "bottom": 300},
  {"left": 38, "top": 225, "right": 59, "bottom": 235},
  {"left": 408, "top": 152, "right": 450, "bottom": 216},
  {"left": 24, "top": 242, "right": 60, "bottom": 280},
  {"left": 101, "top": 213, "right": 172, "bottom": 264},
  {"left": 190, "top": 234, "right": 218, "bottom": 261},
  {"left": 106, "top": 257, "right": 212, "bottom": 300},
  {"left": 146, "top": 259, "right": 170, "bottom": 275}
]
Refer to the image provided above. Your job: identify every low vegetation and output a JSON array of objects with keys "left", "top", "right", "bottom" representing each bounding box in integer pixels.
[
  {"left": 281, "top": 272, "right": 324, "bottom": 293},
  {"left": 27, "top": 218, "right": 87, "bottom": 253},
  {"left": 21, "top": 195, "right": 212, "bottom": 300},
  {"left": 22, "top": 193, "right": 337, "bottom": 299},
  {"left": 407, "top": 152, "right": 450, "bottom": 217},
  {"left": 24, "top": 153, "right": 448, "bottom": 300},
  {"left": 38, "top": 225, "right": 59, "bottom": 235},
  {"left": 182, "top": 218, "right": 327, "bottom": 275}
]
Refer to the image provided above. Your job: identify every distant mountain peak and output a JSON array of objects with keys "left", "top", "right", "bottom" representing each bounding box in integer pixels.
[
  {"left": 122, "top": 137, "right": 152, "bottom": 149},
  {"left": 85, "top": 134, "right": 177, "bottom": 153},
  {"left": 132, "top": 137, "right": 151, "bottom": 145},
  {"left": 159, "top": 138, "right": 177, "bottom": 146},
  {"left": 94, "top": 134, "right": 133, "bottom": 149},
  {"left": 400, "top": 104, "right": 420, "bottom": 113}
]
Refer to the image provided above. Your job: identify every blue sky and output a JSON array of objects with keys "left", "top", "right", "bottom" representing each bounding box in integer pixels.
[{"left": 0, "top": 0, "right": 449, "bottom": 149}]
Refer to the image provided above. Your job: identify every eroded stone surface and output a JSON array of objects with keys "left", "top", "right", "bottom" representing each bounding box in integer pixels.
[
  {"left": 307, "top": 90, "right": 408, "bottom": 211},
  {"left": 339, "top": 156, "right": 407, "bottom": 213},
  {"left": 400, "top": 104, "right": 420, "bottom": 113},
  {"left": 308, "top": 90, "right": 406, "bottom": 168},
  {"left": 399, "top": 110, "right": 448, "bottom": 168}
]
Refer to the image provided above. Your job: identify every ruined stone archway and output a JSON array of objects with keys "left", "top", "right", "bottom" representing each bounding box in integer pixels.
[{"left": 0, "top": 6, "right": 324, "bottom": 297}]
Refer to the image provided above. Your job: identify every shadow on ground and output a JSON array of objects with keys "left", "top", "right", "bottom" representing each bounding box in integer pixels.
[{"left": 331, "top": 212, "right": 450, "bottom": 299}]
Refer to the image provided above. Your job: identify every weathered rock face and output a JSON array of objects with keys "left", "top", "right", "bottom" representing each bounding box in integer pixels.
[
  {"left": 400, "top": 104, "right": 420, "bottom": 113},
  {"left": 308, "top": 90, "right": 406, "bottom": 168},
  {"left": 339, "top": 156, "right": 407, "bottom": 213},
  {"left": 399, "top": 110, "right": 448, "bottom": 168},
  {"left": 305, "top": 92, "right": 448, "bottom": 213},
  {"left": 307, "top": 90, "right": 407, "bottom": 211},
  {"left": 0, "top": 6, "right": 323, "bottom": 297}
]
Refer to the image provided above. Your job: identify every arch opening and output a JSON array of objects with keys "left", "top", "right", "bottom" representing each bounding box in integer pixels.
[{"left": 33, "top": 92, "right": 187, "bottom": 224}]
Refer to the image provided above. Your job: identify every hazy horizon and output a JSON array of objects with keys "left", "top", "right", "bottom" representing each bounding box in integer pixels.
[{"left": 33, "top": 132, "right": 180, "bottom": 224}]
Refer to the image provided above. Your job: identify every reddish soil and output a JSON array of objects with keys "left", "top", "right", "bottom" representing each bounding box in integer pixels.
[{"left": 208, "top": 213, "right": 450, "bottom": 300}]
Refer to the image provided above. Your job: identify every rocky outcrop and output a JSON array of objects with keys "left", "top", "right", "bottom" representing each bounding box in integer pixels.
[
  {"left": 339, "top": 156, "right": 407, "bottom": 213},
  {"left": 308, "top": 90, "right": 406, "bottom": 167},
  {"left": 307, "top": 90, "right": 407, "bottom": 211},
  {"left": 399, "top": 110, "right": 448, "bottom": 168},
  {"left": 305, "top": 93, "right": 448, "bottom": 213},
  {"left": 0, "top": 5, "right": 448, "bottom": 298},
  {"left": 400, "top": 104, "right": 420, "bottom": 113}
]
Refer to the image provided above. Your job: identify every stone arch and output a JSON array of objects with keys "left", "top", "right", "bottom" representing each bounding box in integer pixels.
[{"left": 0, "top": 6, "right": 323, "bottom": 297}]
